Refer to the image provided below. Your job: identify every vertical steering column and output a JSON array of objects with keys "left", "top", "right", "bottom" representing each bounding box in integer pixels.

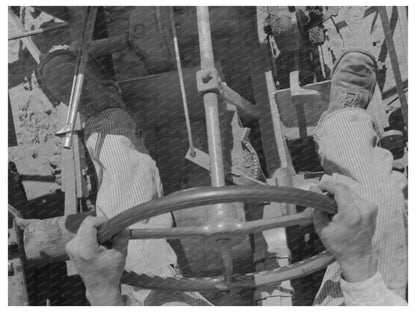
[
  {"left": 196, "top": 7, "right": 229, "bottom": 220},
  {"left": 196, "top": 6, "right": 235, "bottom": 283}
]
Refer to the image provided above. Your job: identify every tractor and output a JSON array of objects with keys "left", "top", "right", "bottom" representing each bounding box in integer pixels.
[{"left": 8, "top": 6, "right": 408, "bottom": 306}]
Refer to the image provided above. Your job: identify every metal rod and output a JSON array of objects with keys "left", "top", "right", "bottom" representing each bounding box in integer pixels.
[
  {"left": 8, "top": 23, "right": 69, "bottom": 41},
  {"left": 378, "top": 6, "right": 408, "bottom": 130},
  {"left": 170, "top": 7, "right": 195, "bottom": 157},
  {"left": 221, "top": 247, "right": 233, "bottom": 285},
  {"left": 63, "top": 7, "right": 98, "bottom": 149},
  {"left": 63, "top": 7, "right": 91, "bottom": 147},
  {"left": 197, "top": 7, "right": 215, "bottom": 69},
  {"left": 197, "top": 6, "right": 229, "bottom": 221},
  {"left": 397, "top": 6, "right": 408, "bottom": 68}
]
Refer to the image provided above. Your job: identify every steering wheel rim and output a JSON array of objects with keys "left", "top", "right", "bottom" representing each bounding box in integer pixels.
[{"left": 97, "top": 185, "right": 337, "bottom": 291}]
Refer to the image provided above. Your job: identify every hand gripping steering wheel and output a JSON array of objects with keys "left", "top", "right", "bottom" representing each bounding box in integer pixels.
[{"left": 97, "top": 185, "right": 337, "bottom": 291}]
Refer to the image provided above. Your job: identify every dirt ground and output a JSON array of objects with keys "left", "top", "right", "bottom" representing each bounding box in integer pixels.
[{"left": 8, "top": 7, "right": 72, "bottom": 200}]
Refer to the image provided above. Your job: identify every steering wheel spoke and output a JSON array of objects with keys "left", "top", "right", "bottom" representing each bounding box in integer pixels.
[{"left": 128, "top": 209, "right": 314, "bottom": 240}]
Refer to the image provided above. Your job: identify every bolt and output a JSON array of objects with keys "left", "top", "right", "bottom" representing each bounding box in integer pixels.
[{"left": 202, "top": 74, "right": 212, "bottom": 83}]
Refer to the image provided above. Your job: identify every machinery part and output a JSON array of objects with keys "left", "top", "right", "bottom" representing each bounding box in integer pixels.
[
  {"left": 8, "top": 8, "right": 41, "bottom": 64},
  {"left": 228, "top": 108, "right": 265, "bottom": 185},
  {"left": 8, "top": 94, "right": 18, "bottom": 147},
  {"left": 129, "top": 206, "right": 312, "bottom": 239},
  {"left": 232, "top": 140, "right": 263, "bottom": 184},
  {"left": 116, "top": 65, "right": 259, "bottom": 130},
  {"left": 221, "top": 83, "right": 260, "bottom": 120},
  {"left": 55, "top": 7, "right": 98, "bottom": 149},
  {"left": 8, "top": 22, "right": 69, "bottom": 41},
  {"left": 196, "top": 67, "right": 222, "bottom": 95},
  {"left": 96, "top": 185, "right": 337, "bottom": 291},
  {"left": 71, "top": 34, "right": 130, "bottom": 58},
  {"left": 120, "top": 250, "right": 333, "bottom": 291},
  {"left": 17, "top": 186, "right": 336, "bottom": 282},
  {"left": 266, "top": 8, "right": 323, "bottom": 138},
  {"left": 288, "top": 11, "right": 322, "bottom": 139},
  {"left": 196, "top": 68, "right": 260, "bottom": 120},
  {"left": 128, "top": 7, "right": 175, "bottom": 73},
  {"left": 170, "top": 7, "right": 195, "bottom": 157},
  {"left": 196, "top": 7, "right": 233, "bottom": 248},
  {"left": 8, "top": 209, "right": 29, "bottom": 305},
  {"left": 379, "top": 130, "right": 405, "bottom": 160},
  {"left": 186, "top": 147, "right": 266, "bottom": 186},
  {"left": 186, "top": 101, "right": 264, "bottom": 186},
  {"left": 378, "top": 6, "right": 408, "bottom": 130},
  {"left": 196, "top": 8, "right": 238, "bottom": 283}
]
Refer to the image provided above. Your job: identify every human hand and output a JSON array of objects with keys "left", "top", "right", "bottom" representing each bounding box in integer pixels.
[
  {"left": 66, "top": 216, "right": 128, "bottom": 305},
  {"left": 312, "top": 180, "right": 378, "bottom": 283}
]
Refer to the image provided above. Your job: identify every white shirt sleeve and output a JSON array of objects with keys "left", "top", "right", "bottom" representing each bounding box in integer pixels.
[{"left": 340, "top": 271, "right": 407, "bottom": 306}]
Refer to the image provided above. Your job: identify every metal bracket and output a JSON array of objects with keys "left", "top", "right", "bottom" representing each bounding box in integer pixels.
[
  {"left": 196, "top": 67, "right": 222, "bottom": 95},
  {"left": 254, "top": 247, "right": 292, "bottom": 266},
  {"left": 55, "top": 124, "right": 81, "bottom": 137},
  {"left": 186, "top": 147, "right": 266, "bottom": 186},
  {"left": 221, "top": 82, "right": 260, "bottom": 120}
]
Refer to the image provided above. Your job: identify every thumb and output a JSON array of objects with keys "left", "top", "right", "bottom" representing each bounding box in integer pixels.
[
  {"left": 321, "top": 173, "right": 362, "bottom": 194},
  {"left": 111, "top": 229, "right": 129, "bottom": 257},
  {"left": 313, "top": 209, "right": 331, "bottom": 237},
  {"left": 309, "top": 184, "right": 323, "bottom": 194}
]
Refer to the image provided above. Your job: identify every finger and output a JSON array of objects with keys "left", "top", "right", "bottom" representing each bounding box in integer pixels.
[
  {"left": 65, "top": 236, "right": 78, "bottom": 259},
  {"left": 309, "top": 184, "right": 323, "bottom": 194},
  {"left": 318, "top": 180, "right": 353, "bottom": 213},
  {"left": 77, "top": 216, "right": 108, "bottom": 251},
  {"left": 111, "top": 229, "right": 129, "bottom": 256},
  {"left": 313, "top": 209, "right": 331, "bottom": 236}
]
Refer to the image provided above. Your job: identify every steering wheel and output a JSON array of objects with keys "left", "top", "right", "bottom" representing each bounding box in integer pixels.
[{"left": 97, "top": 185, "right": 337, "bottom": 291}]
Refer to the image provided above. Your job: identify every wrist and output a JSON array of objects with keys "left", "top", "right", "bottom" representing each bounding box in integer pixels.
[
  {"left": 339, "top": 252, "right": 378, "bottom": 283},
  {"left": 86, "top": 284, "right": 123, "bottom": 306}
]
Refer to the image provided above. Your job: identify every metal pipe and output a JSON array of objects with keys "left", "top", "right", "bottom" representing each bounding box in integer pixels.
[
  {"left": 196, "top": 6, "right": 228, "bottom": 221},
  {"left": 8, "top": 23, "right": 69, "bottom": 41},
  {"left": 197, "top": 7, "right": 215, "bottom": 68}
]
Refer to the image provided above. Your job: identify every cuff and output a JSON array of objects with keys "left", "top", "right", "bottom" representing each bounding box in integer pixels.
[
  {"left": 340, "top": 271, "right": 407, "bottom": 306},
  {"left": 340, "top": 270, "right": 381, "bottom": 292}
]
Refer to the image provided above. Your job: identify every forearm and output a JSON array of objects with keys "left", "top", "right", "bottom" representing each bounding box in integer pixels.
[
  {"left": 339, "top": 246, "right": 406, "bottom": 305},
  {"left": 86, "top": 285, "right": 124, "bottom": 306},
  {"left": 339, "top": 251, "right": 378, "bottom": 283}
]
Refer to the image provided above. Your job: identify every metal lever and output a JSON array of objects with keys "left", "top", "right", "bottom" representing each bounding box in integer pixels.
[{"left": 56, "top": 7, "right": 97, "bottom": 149}]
